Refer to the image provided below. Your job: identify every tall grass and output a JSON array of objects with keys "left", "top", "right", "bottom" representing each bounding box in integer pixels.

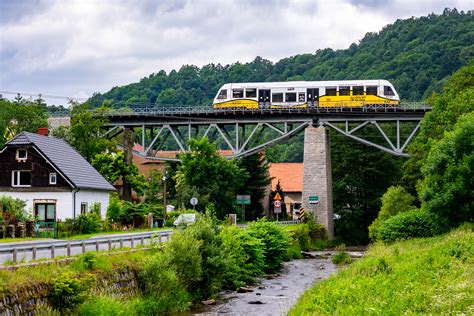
[{"left": 289, "top": 224, "right": 474, "bottom": 315}]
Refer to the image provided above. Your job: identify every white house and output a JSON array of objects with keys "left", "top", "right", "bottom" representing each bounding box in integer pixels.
[{"left": 0, "top": 132, "right": 115, "bottom": 221}]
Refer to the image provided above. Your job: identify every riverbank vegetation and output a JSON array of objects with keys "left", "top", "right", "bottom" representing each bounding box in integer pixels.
[
  {"left": 290, "top": 225, "right": 474, "bottom": 315},
  {"left": 0, "top": 216, "right": 327, "bottom": 315}
]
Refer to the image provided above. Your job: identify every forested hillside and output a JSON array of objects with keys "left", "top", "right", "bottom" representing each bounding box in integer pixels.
[{"left": 88, "top": 8, "right": 473, "bottom": 107}]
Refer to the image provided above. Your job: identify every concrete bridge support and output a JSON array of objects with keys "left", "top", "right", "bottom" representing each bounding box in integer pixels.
[{"left": 302, "top": 126, "right": 334, "bottom": 239}]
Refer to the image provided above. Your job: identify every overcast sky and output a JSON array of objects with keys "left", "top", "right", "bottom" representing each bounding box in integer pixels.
[{"left": 0, "top": 0, "right": 472, "bottom": 105}]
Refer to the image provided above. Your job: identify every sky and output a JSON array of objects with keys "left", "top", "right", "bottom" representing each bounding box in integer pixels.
[{"left": 0, "top": 0, "right": 472, "bottom": 105}]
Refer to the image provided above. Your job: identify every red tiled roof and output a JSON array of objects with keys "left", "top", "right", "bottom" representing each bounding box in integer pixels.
[{"left": 269, "top": 163, "right": 303, "bottom": 193}]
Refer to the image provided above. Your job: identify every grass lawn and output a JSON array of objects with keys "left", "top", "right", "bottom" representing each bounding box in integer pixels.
[
  {"left": 289, "top": 224, "right": 474, "bottom": 315},
  {"left": 60, "top": 227, "right": 172, "bottom": 240},
  {"left": 0, "top": 237, "right": 49, "bottom": 244}
]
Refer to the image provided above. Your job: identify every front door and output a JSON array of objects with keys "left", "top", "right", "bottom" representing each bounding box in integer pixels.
[{"left": 258, "top": 89, "right": 271, "bottom": 107}]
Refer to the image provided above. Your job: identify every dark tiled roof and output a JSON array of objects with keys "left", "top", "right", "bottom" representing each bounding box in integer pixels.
[{"left": 6, "top": 132, "right": 115, "bottom": 191}]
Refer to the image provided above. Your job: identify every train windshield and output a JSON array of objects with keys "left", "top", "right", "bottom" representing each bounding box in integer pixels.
[
  {"left": 384, "top": 86, "right": 395, "bottom": 96},
  {"left": 217, "top": 89, "right": 227, "bottom": 99}
]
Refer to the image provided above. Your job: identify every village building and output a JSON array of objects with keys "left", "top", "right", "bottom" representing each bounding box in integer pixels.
[{"left": 0, "top": 131, "right": 115, "bottom": 221}]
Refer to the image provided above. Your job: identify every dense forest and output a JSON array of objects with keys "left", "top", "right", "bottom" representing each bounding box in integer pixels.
[{"left": 87, "top": 9, "right": 473, "bottom": 108}]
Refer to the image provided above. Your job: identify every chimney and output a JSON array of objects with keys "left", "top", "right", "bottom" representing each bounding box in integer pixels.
[{"left": 37, "top": 127, "right": 49, "bottom": 136}]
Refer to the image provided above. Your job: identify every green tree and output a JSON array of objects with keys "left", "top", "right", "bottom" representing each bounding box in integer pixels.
[
  {"left": 145, "top": 169, "right": 164, "bottom": 204},
  {"left": 237, "top": 153, "right": 272, "bottom": 220},
  {"left": 92, "top": 151, "right": 147, "bottom": 200},
  {"left": 368, "top": 186, "right": 416, "bottom": 240},
  {"left": 419, "top": 112, "right": 474, "bottom": 227},
  {"left": 175, "top": 138, "right": 248, "bottom": 218}
]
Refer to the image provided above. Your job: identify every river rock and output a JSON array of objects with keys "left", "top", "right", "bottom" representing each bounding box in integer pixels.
[
  {"left": 237, "top": 287, "right": 254, "bottom": 293},
  {"left": 248, "top": 300, "right": 264, "bottom": 304},
  {"left": 202, "top": 299, "right": 216, "bottom": 305}
]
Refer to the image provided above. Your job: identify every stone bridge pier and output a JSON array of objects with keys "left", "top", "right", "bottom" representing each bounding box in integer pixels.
[{"left": 302, "top": 126, "right": 334, "bottom": 239}]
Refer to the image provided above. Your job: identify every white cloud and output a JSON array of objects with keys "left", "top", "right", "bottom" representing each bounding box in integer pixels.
[{"left": 0, "top": 0, "right": 472, "bottom": 104}]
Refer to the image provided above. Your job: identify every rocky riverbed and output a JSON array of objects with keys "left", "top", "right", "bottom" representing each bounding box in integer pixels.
[{"left": 190, "top": 255, "right": 340, "bottom": 316}]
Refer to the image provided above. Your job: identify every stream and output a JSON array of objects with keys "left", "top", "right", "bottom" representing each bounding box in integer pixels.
[{"left": 190, "top": 255, "right": 339, "bottom": 315}]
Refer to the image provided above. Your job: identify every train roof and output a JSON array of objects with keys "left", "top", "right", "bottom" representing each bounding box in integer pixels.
[{"left": 219, "top": 80, "right": 394, "bottom": 89}]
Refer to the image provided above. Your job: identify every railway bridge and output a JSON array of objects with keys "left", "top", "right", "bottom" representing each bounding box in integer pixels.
[{"left": 100, "top": 103, "right": 430, "bottom": 238}]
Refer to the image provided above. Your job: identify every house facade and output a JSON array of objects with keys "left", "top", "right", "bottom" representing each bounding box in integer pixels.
[{"left": 0, "top": 132, "right": 115, "bottom": 221}]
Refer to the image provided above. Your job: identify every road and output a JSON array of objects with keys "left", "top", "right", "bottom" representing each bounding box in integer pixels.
[{"left": 0, "top": 230, "right": 173, "bottom": 265}]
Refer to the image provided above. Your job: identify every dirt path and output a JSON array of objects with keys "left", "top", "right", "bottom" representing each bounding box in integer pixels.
[{"left": 192, "top": 257, "right": 338, "bottom": 316}]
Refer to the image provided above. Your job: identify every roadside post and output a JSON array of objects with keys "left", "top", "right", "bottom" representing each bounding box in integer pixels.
[
  {"left": 308, "top": 195, "right": 320, "bottom": 220},
  {"left": 273, "top": 192, "right": 282, "bottom": 222},
  {"left": 236, "top": 195, "right": 251, "bottom": 222},
  {"left": 190, "top": 197, "right": 198, "bottom": 210}
]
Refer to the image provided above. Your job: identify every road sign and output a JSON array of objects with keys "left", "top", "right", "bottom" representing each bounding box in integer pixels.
[
  {"left": 274, "top": 207, "right": 281, "bottom": 214},
  {"left": 298, "top": 208, "right": 305, "bottom": 220},
  {"left": 273, "top": 192, "right": 282, "bottom": 201},
  {"left": 190, "top": 197, "right": 198, "bottom": 206},
  {"left": 309, "top": 196, "right": 320, "bottom": 205},
  {"left": 274, "top": 200, "right": 282, "bottom": 208},
  {"left": 236, "top": 195, "right": 251, "bottom": 205}
]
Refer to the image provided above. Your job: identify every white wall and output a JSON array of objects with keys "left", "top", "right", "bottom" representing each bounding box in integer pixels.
[
  {"left": 75, "top": 190, "right": 111, "bottom": 218},
  {"left": 0, "top": 191, "right": 73, "bottom": 220}
]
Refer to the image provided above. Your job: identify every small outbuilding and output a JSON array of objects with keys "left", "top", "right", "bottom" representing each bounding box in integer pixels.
[{"left": 0, "top": 132, "right": 115, "bottom": 221}]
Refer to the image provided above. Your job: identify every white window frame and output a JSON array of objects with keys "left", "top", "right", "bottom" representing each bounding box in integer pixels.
[
  {"left": 12, "top": 170, "right": 32, "bottom": 187},
  {"left": 16, "top": 149, "right": 27, "bottom": 161},
  {"left": 49, "top": 173, "right": 57, "bottom": 185}
]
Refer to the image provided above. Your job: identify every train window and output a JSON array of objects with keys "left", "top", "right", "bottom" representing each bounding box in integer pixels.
[
  {"left": 232, "top": 89, "right": 244, "bottom": 98},
  {"left": 366, "top": 86, "right": 378, "bottom": 96},
  {"left": 245, "top": 88, "right": 257, "bottom": 98},
  {"left": 384, "top": 86, "right": 395, "bottom": 96},
  {"left": 339, "top": 86, "right": 350, "bottom": 96},
  {"left": 217, "top": 89, "right": 227, "bottom": 99},
  {"left": 298, "top": 92, "right": 305, "bottom": 102},
  {"left": 353, "top": 86, "right": 364, "bottom": 95},
  {"left": 326, "top": 87, "right": 337, "bottom": 96},
  {"left": 285, "top": 92, "right": 297, "bottom": 102},
  {"left": 272, "top": 93, "right": 283, "bottom": 102}
]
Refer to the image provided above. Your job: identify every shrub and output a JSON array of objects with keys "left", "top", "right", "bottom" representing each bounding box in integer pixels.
[
  {"left": 377, "top": 209, "right": 444, "bottom": 243},
  {"left": 137, "top": 254, "right": 191, "bottom": 314},
  {"left": 0, "top": 195, "right": 33, "bottom": 224},
  {"left": 220, "top": 226, "right": 265, "bottom": 288},
  {"left": 369, "top": 186, "right": 417, "bottom": 240},
  {"left": 332, "top": 244, "right": 352, "bottom": 265},
  {"left": 106, "top": 194, "right": 123, "bottom": 222},
  {"left": 247, "top": 219, "right": 292, "bottom": 273},
  {"left": 48, "top": 272, "right": 94, "bottom": 312}
]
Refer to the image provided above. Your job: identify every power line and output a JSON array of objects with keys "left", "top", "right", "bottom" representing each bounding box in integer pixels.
[{"left": 0, "top": 91, "right": 88, "bottom": 101}]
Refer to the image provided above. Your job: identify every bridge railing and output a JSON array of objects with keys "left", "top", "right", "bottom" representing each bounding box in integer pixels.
[{"left": 93, "top": 102, "right": 430, "bottom": 117}]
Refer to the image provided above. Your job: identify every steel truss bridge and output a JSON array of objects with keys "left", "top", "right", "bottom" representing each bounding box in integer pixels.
[{"left": 101, "top": 103, "right": 430, "bottom": 161}]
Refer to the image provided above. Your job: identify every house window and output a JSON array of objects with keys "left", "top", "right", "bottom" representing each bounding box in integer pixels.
[
  {"left": 81, "top": 202, "right": 88, "bottom": 215},
  {"left": 12, "top": 170, "right": 31, "bottom": 187},
  {"left": 35, "top": 203, "right": 56, "bottom": 222},
  {"left": 16, "top": 149, "right": 27, "bottom": 161},
  {"left": 49, "top": 173, "right": 57, "bottom": 185}
]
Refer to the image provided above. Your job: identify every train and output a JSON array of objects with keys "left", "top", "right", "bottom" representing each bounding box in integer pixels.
[{"left": 212, "top": 80, "right": 400, "bottom": 109}]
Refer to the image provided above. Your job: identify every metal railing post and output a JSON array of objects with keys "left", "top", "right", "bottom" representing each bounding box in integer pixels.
[
  {"left": 67, "top": 243, "right": 71, "bottom": 257},
  {"left": 12, "top": 248, "right": 17, "bottom": 263},
  {"left": 51, "top": 244, "right": 55, "bottom": 259},
  {"left": 32, "top": 246, "right": 37, "bottom": 260}
]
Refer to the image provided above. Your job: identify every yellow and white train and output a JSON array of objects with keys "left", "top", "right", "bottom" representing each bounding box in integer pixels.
[{"left": 212, "top": 80, "right": 400, "bottom": 109}]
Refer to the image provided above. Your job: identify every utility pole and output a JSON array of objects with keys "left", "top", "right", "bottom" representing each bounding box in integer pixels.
[{"left": 162, "top": 168, "right": 167, "bottom": 221}]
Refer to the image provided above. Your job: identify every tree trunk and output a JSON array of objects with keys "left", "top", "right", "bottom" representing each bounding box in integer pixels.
[{"left": 122, "top": 127, "right": 135, "bottom": 201}]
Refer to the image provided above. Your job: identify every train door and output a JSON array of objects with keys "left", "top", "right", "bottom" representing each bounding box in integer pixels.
[
  {"left": 258, "top": 89, "right": 271, "bottom": 108},
  {"left": 307, "top": 88, "right": 319, "bottom": 107}
]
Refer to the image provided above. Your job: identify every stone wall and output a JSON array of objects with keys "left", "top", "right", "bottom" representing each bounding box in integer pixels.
[{"left": 0, "top": 267, "right": 140, "bottom": 315}]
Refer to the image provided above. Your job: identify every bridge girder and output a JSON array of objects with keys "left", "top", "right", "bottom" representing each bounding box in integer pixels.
[{"left": 101, "top": 106, "right": 428, "bottom": 160}]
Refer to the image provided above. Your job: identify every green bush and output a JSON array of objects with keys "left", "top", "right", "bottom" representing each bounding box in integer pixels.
[
  {"left": 377, "top": 209, "right": 443, "bottom": 243},
  {"left": 48, "top": 272, "right": 94, "bottom": 312},
  {"left": 369, "top": 186, "right": 417, "bottom": 240},
  {"left": 247, "top": 219, "right": 292, "bottom": 273},
  {"left": 59, "top": 212, "right": 102, "bottom": 236},
  {"left": 220, "top": 225, "right": 265, "bottom": 288},
  {"left": 332, "top": 244, "right": 352, "bottom": 265},
  {"left": 137, "top": 254, "right": 191, "bottom": 314}
]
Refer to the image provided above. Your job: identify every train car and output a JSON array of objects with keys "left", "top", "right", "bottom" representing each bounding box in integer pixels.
[{"left": 212, "top": 80, "right": 400, "bottom": 109}]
